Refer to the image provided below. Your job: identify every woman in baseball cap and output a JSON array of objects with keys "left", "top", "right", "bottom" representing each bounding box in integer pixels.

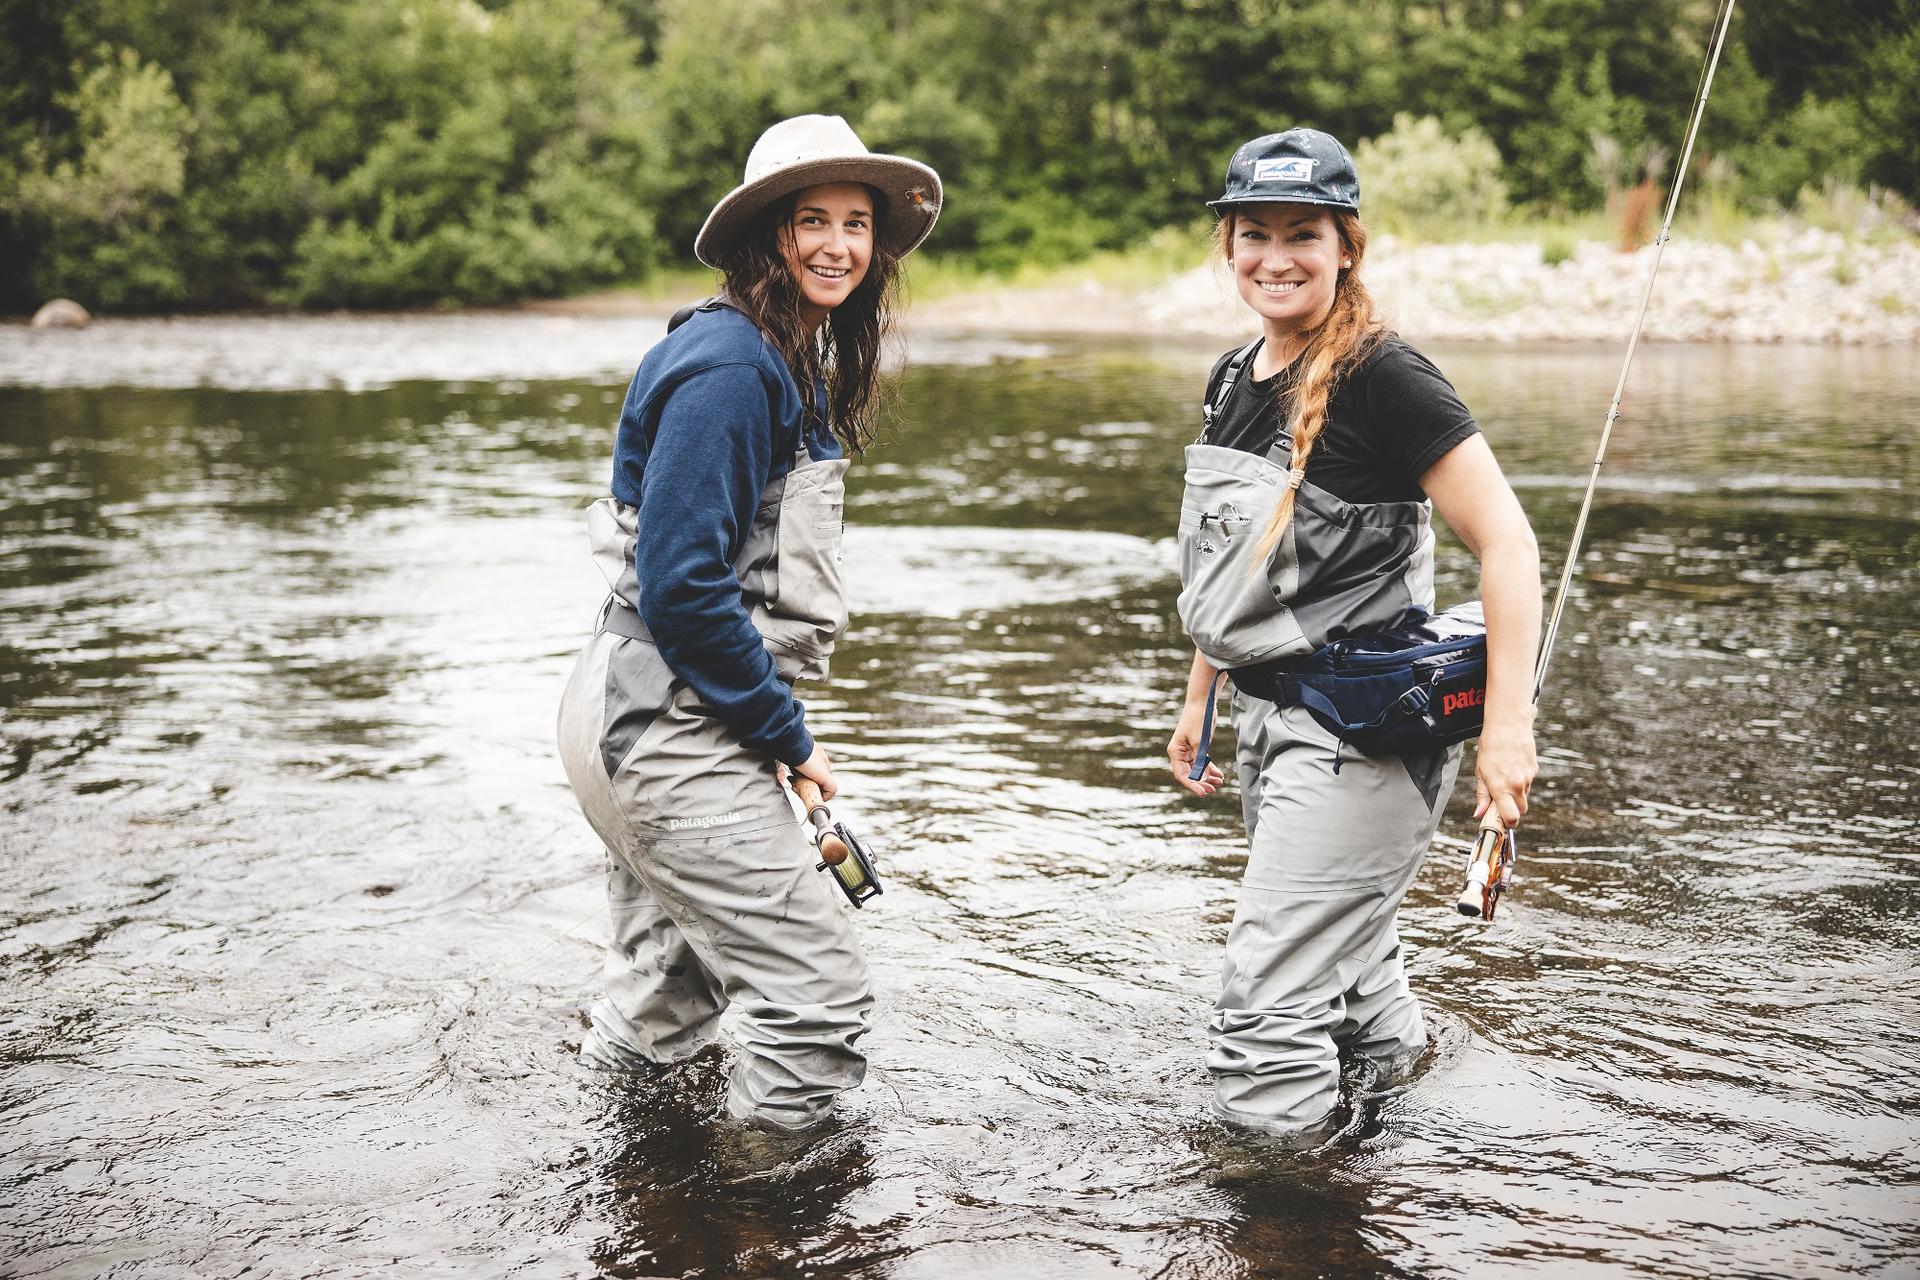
[
  {"left": 1164, "top": 127, "right": 1541, "bottom": 1142},
  {"left": 556, "top": 115, "right": 941, "bottom": 1131}
]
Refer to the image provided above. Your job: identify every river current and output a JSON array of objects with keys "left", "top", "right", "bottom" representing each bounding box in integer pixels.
[{"left": 1, "top": 315, "right": 1915, "bottom": 1278}]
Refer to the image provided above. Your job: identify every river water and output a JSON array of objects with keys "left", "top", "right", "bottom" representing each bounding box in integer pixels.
[{"left": 1, "top": 316, "right": 1915, "bottom": 1278}]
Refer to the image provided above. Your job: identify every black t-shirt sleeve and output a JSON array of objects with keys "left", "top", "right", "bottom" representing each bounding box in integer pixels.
[{"left": 1350, "top": 339, "right": 1480, "bottom": 487}]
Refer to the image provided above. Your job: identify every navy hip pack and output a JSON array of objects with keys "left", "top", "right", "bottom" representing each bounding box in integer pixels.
[
  {"left": 1246, "top": 601, "right": 1488, "bottom": 757},
  {"left": 1187, "top": 602, "right": 1488, "bottom": 780}
]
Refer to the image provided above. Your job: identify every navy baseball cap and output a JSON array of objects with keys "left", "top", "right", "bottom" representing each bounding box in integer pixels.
[{"left": 1208, "top": 128, "right": 1360, "bottom": 213}]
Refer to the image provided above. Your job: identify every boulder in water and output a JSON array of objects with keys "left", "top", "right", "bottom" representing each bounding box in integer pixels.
[{"left": 31, "top": 299, "right": 91, "bottom": 329}]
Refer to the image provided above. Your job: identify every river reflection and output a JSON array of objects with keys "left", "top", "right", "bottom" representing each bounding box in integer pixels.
[{"left": 0, "top": 325, "right": 1915, "bottom": 1277}]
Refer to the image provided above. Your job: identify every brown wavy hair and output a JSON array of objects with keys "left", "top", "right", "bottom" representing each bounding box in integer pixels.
[
  {"left": 1215, "top": 207, "right": 1387, "bottom": 562},
  {"left": 713, "top": 187, "right": 901, "bottom": 454}
]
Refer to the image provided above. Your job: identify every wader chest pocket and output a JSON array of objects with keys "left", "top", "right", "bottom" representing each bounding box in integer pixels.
[
  {"left": 765, "top": 460, "right": 850, "bottom": 659},
  {"left": 1193, "top": 504, "right": 1249, "bottom": 554},
  {"left": 1176, "top": 493, "right": 1305, "bottom": 669}
]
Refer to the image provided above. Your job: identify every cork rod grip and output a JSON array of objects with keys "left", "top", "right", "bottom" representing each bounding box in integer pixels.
[
  {"left": 790, "top": 775, "right": 828, "bottom": 816},
  {"left": 789, "top": 775, "right": 850, "bottom": 865}
]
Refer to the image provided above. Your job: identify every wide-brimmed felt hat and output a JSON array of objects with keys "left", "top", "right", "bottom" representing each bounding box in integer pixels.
[
  {"left": 1208, "top": 128, "right": 1360, "bottom": 214},
  {"left": 695, "top": 115, "right": 943, "bottom": 268}
]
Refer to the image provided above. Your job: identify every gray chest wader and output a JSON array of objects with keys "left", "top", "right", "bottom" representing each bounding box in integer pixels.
[
  {"left": 555, "top": 447, "right": 872, "bottom": 1131},
  {"left": 1175, "top": 340, "right": 1462, "bottom": 1140}
]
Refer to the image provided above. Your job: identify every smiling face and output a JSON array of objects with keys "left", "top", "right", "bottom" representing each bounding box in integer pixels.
[
  {"left": 1226, "top": 204, "right": 1348, "bottom": 343},
  {"left": 779, "top": 182, "right": 876, "bottom": 327}
]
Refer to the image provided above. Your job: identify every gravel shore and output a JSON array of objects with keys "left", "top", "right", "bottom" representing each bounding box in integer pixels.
[{"left": 916, "top": 228, "right": 1920, "bottom": 345}]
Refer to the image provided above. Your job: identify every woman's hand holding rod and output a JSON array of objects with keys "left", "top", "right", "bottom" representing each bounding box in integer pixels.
[{"left": 792, "top": 743, "right": 838, "bottom": 802}]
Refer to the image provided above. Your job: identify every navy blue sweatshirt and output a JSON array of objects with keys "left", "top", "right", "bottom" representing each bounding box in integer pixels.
[{"left": 610, "top": 305, "right": 841, "bottom": 766}]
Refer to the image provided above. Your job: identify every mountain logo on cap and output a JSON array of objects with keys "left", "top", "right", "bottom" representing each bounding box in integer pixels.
[{"left": 1254, "top": 158, "right": 1316, "bottom": 183}]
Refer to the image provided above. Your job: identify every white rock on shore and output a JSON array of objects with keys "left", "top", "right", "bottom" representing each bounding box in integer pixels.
[
  {"left": 30, "top": 298, "right": 91, "bottom": 329},
  {"left": 1143, "top": 228, "right": 1919, "bottom": 345}
]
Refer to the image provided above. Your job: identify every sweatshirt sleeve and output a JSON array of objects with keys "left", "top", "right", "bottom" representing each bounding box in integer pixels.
[{"left": 633, "top": 361, "right": 814, "bottom": 766}]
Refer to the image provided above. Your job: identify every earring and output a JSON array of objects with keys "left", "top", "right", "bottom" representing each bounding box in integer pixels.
[{"left": 1341, "top": 259, "right": 1352, "bottom": 268}]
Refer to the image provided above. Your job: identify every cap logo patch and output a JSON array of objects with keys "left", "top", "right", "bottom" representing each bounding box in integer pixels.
[{"left": 1254, "top": 157, "right": 1316, "bottom": 183}]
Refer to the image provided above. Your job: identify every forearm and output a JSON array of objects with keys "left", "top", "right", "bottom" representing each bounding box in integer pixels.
[
  {"left": 1182, "top": 648, "right": 1220, "bottom": 709},
  {"left": 642, "top": 583, "right": 814, "bottom": 765},
  {"left": 1168, "top": 647, "right": 1226, "bottom": 795},
  {"left": 1477, "top": 533, "right": 1542, "bottom": 731}
]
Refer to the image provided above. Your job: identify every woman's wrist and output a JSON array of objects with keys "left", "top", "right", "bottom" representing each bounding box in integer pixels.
[
  {"left": 1481, "top": 695, "right": 1535, "bottom": 731},
  {"left": 1480, "top": 718, "right": 1535, "bottom": 745},
  {"left": 1181, "top": 690, "right": 1219, "bottom": 715}
]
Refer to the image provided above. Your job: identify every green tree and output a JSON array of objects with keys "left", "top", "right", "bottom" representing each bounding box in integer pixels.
[
  {"left": 12, "top": 47, "right": 194, "bottom": 306},
  {"left": 3, "top": 0, "right": 1911, "bottom": 312},
  {"left": 280, "top": 0, "right": 663, "bottom": 306}
]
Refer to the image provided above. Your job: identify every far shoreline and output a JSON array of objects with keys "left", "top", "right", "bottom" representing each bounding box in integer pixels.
[
  {"left": 524, "top": 229, "right": 1918, "bottom": 347},
  {"left": 8, "top": 228, "right": 1915, "bottom": 353}
]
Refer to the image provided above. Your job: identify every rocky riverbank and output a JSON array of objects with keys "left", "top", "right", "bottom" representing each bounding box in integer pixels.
[
  {"left": 6, "top": 229, "right": 1910, "bottom": 391},
  {"left": 914, "top": 228, "right": 1920, "bottom": 345}
]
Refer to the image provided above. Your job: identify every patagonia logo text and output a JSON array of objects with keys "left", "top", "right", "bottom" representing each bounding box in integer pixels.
[
  {"left": 666, "top": 811, "right": 744, "bottom": 831},
  {"left": 1254, "top": 157, "right": 1316, "bottom": 183},
  {"left": 1441, "top": 687, "right": 1485, "bottom": 718}
]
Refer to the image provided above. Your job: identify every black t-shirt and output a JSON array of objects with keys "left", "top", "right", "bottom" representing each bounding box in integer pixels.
[{"left": 1201, "top": 335, "right": 1479, "bottom": 504}]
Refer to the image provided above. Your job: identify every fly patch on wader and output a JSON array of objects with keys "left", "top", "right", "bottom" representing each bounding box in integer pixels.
[{"left": 1233, "top": 601, "right": 1489, "bottom": 760}]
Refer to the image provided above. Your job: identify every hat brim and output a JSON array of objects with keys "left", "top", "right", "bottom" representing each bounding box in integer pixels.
[
  {"left": 1207, "top": 194, "right": 1359, "bottom": 214},
  {"left": 694, "top": 155, "right": 943, "bottom": 268}
]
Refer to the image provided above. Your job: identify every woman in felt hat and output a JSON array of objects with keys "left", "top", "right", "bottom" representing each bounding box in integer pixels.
[
  {"left": 1165, "top": 128, "right": 1540, "bottom": 1142},
  {"left": 556, "top": 115, "right": 941, "bottom": 1131}
]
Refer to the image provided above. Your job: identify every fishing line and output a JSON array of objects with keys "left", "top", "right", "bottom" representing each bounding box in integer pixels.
[{"left": 1532, "top": 0, "right": 1739, "bottom": 700}]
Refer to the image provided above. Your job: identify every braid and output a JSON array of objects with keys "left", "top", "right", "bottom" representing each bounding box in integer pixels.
[{"left": 1245, "top": 209, "right": 1386, "bottom": 564}]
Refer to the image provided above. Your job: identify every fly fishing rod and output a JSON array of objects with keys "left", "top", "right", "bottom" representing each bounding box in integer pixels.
[{"left": 1458, "top": 0, "right": 1739, "bottom": 920}]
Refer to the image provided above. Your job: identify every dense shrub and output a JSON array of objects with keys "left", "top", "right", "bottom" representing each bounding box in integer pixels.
[
  {"left": 274, "top": 0, "right": 661, "bottom": 307},
  {"left": 5, "top": 0, "right": 663, "bottom": 310},
  {"left": 1354, "top": 115, "right": 1509, "bottom": 238}
]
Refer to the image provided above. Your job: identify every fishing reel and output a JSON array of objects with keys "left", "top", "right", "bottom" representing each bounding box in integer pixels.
[
  {"left": 815, "top": 819, "right": 882, "bottom": 907},
  {"left": 789, "top": 776, "right": 883, "bottom": 908},
  {"left": 1455, "top": 823, "right": 1516, "bottom": 922}
]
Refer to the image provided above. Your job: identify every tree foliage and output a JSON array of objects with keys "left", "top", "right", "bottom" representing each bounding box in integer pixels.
[
  {"left": 2, "top": 0, "right": 1912, "bottom": 311},
  {"left": 1356, "top": 115, "right": 1508, "bottom": 237}
]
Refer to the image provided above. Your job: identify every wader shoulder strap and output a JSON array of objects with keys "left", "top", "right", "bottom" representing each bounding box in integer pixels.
[
  {"left": 1264, "top": 431, "right": 1296, "bottom": 468},
  {"left": 598, "top": 595, "right": 653, "bottom": 642},
  {"left": 1199, "top": 338, "right": 1265, "bottom": 443},
  {"left": 666, "top": 294, "right": 739, "bottom": 334}
]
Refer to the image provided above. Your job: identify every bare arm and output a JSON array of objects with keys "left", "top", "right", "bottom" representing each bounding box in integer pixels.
[
  {"left": 1167, "top": 648, "right": 1226, "bottom": 797},
  {"left": 1419, "top": 433, "right": 1541, "bottom": 830}
]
